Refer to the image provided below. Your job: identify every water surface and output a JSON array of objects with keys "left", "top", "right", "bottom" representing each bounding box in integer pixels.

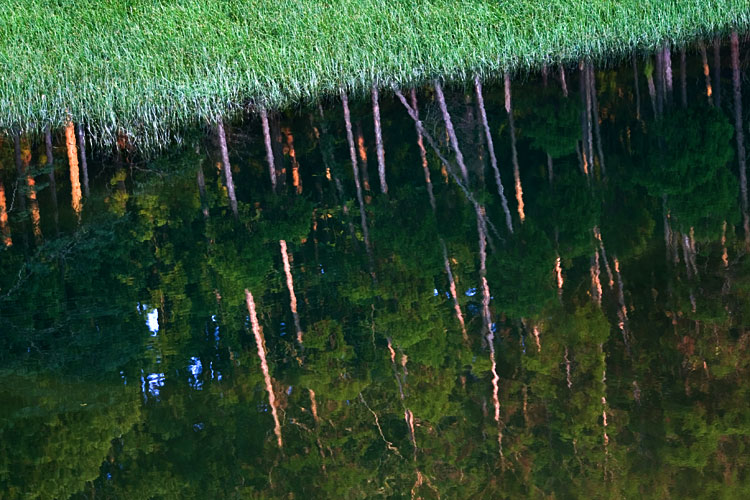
[{"left": 2, "top": 38, "right": 750, "bottom": 499}]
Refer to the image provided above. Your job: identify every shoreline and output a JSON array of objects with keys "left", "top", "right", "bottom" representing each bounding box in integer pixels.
[{"left": 1, "top": 0, "right": 749, "bottom": 149}]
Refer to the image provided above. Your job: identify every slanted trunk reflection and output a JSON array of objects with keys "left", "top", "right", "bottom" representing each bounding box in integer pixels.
[
  {"left": 12, "top": 131, "right": 27, "bottom": 217},
  {"left": 663, "top": 41, "right": 673, "bottom": 104},
  {"left": 505, "top": 72, "right": 525, "bottom": 221},
  {"left": 409, "top": 89, "right": 435, "bottom": 211},
  {"left": 699, "top": 40, "right": 714, "bottom": 105},
  {"left": 245, "top": 289, "right": 283, "bottom": 449},
  {"left": 280, "top": 239, "right": 303, "bottom": 345},
  {"left": 371, "top": 84, "right": 388, "bottom": 194},
  {"left": 76, "top": 123, "right": 90, "bottom": 198},
  {"left": 476, "top": 204, "right": 503, "bottom": 460},
  {"left": 216, "top": 116, "right": 238, "bottom": 217},
  {"left": 355, "top": 122, "right": 372, "bottom": 199},
  {"left": 260, "top": 108, "right": 277, "bottom": 192},
  {"left": 0, "top": 181, "right": 11, "bottom": 247},
  {"left": 588, "top": 63, "right": 606, "bottom": 176},
  {"left": 475, "top": 75, "right": 513, "bottom": 233},
  {"left": 44, "top": 124, "right": 59, "bottom": 233},
  {"left": 434, "top": 81, "right": 469, "bottom": 184},
  {"left": 341, "top": 91, "right": 374, "bottom": 264},
  {"left": 27, "top": 176, "right": 42, "bottom": 244},
  {"left": 282, "top": 127, "right": 302, "bottom": 195},
  {"left": 559, "top": 64, "right": 569, "bottom": 97},
  {"left": 680, "top": 46, "right": 688, "bottom": 108}
]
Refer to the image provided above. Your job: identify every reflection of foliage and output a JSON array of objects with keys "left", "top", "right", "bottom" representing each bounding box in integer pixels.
[
  {"left": 487, "top": 220, "right": 557, "bottom": 317},
  {"left": 0, "top": 375, "right": 141, "bottom": 500},
  {"left": 300, "top": 319, "right": 368, "bottom": 401},
  {"left": 600, "top": 189, "right": 656, "bottom": 260},
  {"left": 669, "top": 162, "right": 739, "bottom": 240},
  {"left": 536, "top": 167, "right": 601, "bottom": 259},
  {"left": 3, "top": 56, "right": 750, "bottom": 499},
  {"left": 258, "top": 195, "right": 315, "bottom": 244},
  {"left": 640, "top": 107, "right": 733, "bottom": 195},
  {"left": 520, "top": 87, "right": 582, "bottom": 158},
  {"left": 638, "top": 106, "right": 738, "bottom": 239}
]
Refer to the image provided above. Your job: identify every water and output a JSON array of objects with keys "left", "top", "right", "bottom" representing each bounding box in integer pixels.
[{"left": 2, "top": 38, "right": 750, "bottom": 499}]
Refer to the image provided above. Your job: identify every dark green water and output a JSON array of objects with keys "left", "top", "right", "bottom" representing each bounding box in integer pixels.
[{"left": 2, "top": 39, "right": 750, "bottom": 499}]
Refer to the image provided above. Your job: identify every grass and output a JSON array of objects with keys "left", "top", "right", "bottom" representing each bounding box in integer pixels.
[{"left": 1, "top": 0, "right": 749, "bottom": 148}]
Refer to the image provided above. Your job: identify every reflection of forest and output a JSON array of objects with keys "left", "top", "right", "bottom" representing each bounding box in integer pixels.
[{"left": 2, "top": 36, "right": 750, "bottom": 498}]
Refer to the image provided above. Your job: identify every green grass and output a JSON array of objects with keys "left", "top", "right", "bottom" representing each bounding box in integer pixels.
[{"left": 1, "top": 0, "right": 749, "bottom": 148}]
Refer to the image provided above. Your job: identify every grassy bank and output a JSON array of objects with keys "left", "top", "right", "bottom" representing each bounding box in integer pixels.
[{"left": 1, "top": 0, "right": 749, "bottom": 147}]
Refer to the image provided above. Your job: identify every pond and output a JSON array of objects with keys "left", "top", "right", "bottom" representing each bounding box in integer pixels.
[{"left": 1, "top": 36, "right": 750, "bottom": 499}]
